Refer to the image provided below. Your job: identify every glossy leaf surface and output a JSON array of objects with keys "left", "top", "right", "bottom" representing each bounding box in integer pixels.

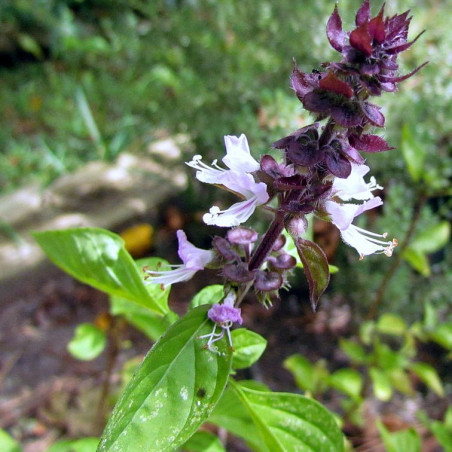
[
  {"left": 110, "top": 257, "right": 175, "bottom": 341},
  {"left": 209, "top": 382, "right": 268, "bottom": 452},
  {"left": 230, "top": 329, "right": 267, "bottom": 370},
  {"left": 230, "top": 380, "right": 344, "bottom": 452},
  {"left": 181, "top": 431, "right": 225, "bottom": 452},
  {"left": 98, "top": 305, "right": 232, "bottom": 452},
  {"left": 33, "top": 228, "right": 168, "bottom": 315},
  {"left": 190, "top": 284, "right": 224, "bottom": 309}
]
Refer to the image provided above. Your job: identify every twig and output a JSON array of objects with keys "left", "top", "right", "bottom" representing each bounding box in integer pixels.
[
  {"left": 95, "top": 317, "right": 124, "bottom": 434},
  {"left": 366, "top": 193, "right": 427, "bottom": 320}
]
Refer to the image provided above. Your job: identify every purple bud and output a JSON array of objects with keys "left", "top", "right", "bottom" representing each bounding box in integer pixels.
[
  {"left": 255, "top": 271, "right": 283, "bottom": 292},
  {"left": 272, "top": 235, "right": 286, "bottom": 252},
  {"left": 267, "top": 253, "right": 297, "bottom": 270},
  {"left": 227, "top": 227, "right": 258, "bottom": 245},
  {"left": 285, "top": 216, "right": 308, "bottom": 239},
  {"left": 213, "top": 236, "right": 239, "bottom": 261},
  {"left": 222, "top": 263, "right": 255, "bottom": 283}
]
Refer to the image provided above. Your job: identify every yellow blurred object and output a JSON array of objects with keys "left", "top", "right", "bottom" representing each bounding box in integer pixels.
[
  {"left": 95, "top": 312, "right": 113, "bottom": 331},
  {"left": 120, "top": 223, "right": 154, "bottom": 257}
]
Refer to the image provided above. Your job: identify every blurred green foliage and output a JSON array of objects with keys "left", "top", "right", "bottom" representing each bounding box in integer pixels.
[{"left": 2, "top": 0, "right": 448, "bottom": 190}]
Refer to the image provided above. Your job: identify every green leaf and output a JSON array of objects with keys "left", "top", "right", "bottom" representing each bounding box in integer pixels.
[
  {"left": 110, "top": 296, "right": 177, "bottom": 341},
  {"left": 445, "top": 406, "right": 452, "bottom": 429},
  {"left": 138, "top": 257, "right": 172, "bottom": 312},
  {"left": 230, "top": 329, "right": 267, "bottom": 370},
  {"left": 283, "top": 354, "right": 315, "bottom": 393},
  {"left": 33, "top": 228, "right": 168, "bottom": 315},
  {"left": 423, "top": 302, "right": 438, "bottom": 329},
  {"left": 374, "top": 341, "right": 408, "bottom": 370},
  {"left": 0, "top": 429, "right": 21, "bottom": 452},
  {"left": 409, "top": 362, "right": 444, "bottom": 397},
  {"left": 75, "top": 87, "right": 107, "bottom": 159},
  {"left": 403, "top": 221, "right": 450, "bottom": 276},
  {"left": 110, "top": 258, "right": 176, "bottom": 341},
  {"left": 409, "top": 221, "right": 450, "bottom": 254},
  {"left": 98, "top": 305, "right": 232, "bottom": 452},
  {"left": 339, "top": 339, "right": 368, "bottom": 364},
  {"left": 376, "top": 313, "right": 407, "bottom": 336},
  {"left": 47, "top": 437, "right": 99, "bottom": 452},
  {"left": 359, "top": 321, "right": 375, "bottom": 345},
  {"left": 294, "top": 238, "right": 330, "bottom": 311},
  {"left": 230, "top": 380, "right": 344, "bottom": 452},
  {"left": 401, "top": 248, "right": 430, "bottom": 276},
  {"left": 400, "top": 123, "right": 426, "bottom": 182},
  {"left": 418, "top": 411, "right": 452, "bottom": 452},
  {"left": 386, "top": 368, "right": 414, "bottom": 395},
  {"left": 328, "top": 368, "right": 363, "bottom": 401},
  {"left": 190, "top": 285, "right": 224, "bottom": 309},
  {"left": 377, "top": 419, "right": 421, "bottom": 452},
  {"left": 209, "top": 382, "right": 267, "bottom": 452},
  {"left": 328, "top": 264, "right": 340, "bottom": 274},
  {"left": 181, "top": 431, "right": 225, "bottom": 452},
  {"left": 369, "top": 368, "right": 393, "bottom": 402},
  {"left": 67, "top": 323, "right": 107, "bottom": 361},
  {"left": 429, "top": 322, "right": 452, "bottom": 350},
  {"left": 18, "top": 33, "right": 44, "bottom": 59}
]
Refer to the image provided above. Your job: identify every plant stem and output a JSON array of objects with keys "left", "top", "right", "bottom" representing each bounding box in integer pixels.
[
  {"left": 235, "top": 280, "right": 255, "bottom": 307},
  {"left": 366, "top": 193, "right": 427, "bottom": 320},
  {"left": 248, "top": 211, "right": 285, "bottom": 271},
  {"left": 95, "top": 317, "right": 124, "bottom": 434},
  {"left": 318, "top": 118, "right": 335, "bottom": 148}
]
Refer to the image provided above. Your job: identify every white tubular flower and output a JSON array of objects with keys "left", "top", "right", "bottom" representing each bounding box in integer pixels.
[
  {"left": 187, "top": 134, "right": 269, "bottom": 227},
  {"left": 332, "top": 163, "right": 383, "bottom": 201},
  {"left": 203, "top": 171, "right": 269, "bottom": 227},
  {"left": 222, "top": 134, "right": 260, "bottom": 173},
  {"left": 326, "top": 196, "right": 397, "bottom": 259},
  {"left": 144, "top": 230, "right": 214, "bottom": 287}
]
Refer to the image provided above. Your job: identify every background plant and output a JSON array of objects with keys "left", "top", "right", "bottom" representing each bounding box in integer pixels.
[{"left": 1, "top": 0, "right": 451, "bottom": 451}]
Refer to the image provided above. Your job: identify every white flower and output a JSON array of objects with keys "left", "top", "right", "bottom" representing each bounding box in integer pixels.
[
  {"left": 332, "top": 163, "right": 383, "bottom": 201},
  {"left": 144, "top": 230, "right": 214, "bottom": 287},
  {"left": 326, "top": 197, "right": 397, "bottom": 259},
  {"left": 222, "top": 134, "right": 260, "bottom": 173},
  {"left": 187, "top": 134, "right": 269, "bottom": 227},
  {"left": 326, "top": 166, "right": 397, "bottom": 258}
]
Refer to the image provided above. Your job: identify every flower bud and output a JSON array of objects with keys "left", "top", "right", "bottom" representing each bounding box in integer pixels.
[
  {"left": 285, "top": 216, "right": 308, "bottom": 239},
  {"left": 254, "top": 270, "right": 283, "bottom": 292},
  {"left": 222, "top": 263, "right": 255, "bottom": 283},
  {"left": 213, "top": 236, "right": 239, "bottom": 261},
  {"left": 227, "top": 227, "right": 258, "bottom": 245}
]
